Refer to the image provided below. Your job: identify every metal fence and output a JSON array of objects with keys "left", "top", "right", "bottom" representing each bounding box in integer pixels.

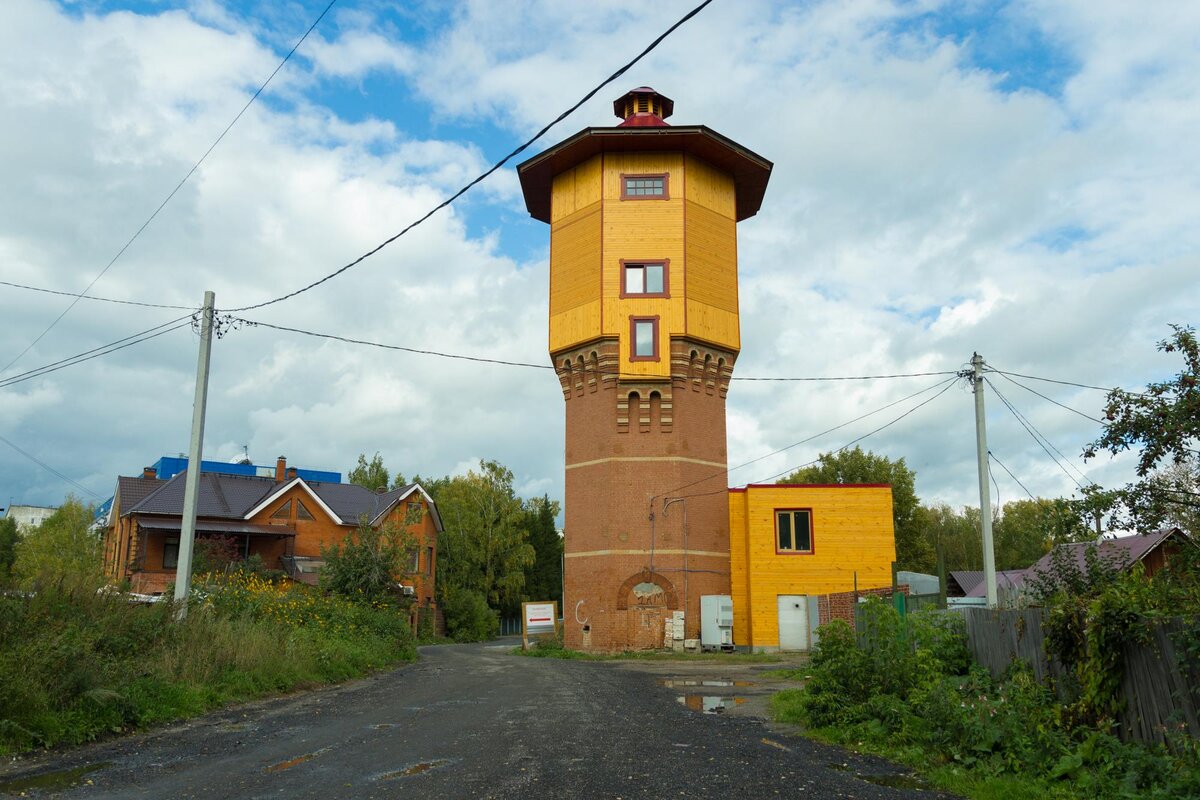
[{"left": 963, "top": 608, "right": 1200, "bottom": 747}]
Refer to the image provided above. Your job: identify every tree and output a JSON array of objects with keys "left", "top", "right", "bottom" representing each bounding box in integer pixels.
[
  {"left": 0, "top": 516, "right": 18, "bottom": 584},
  {"left": 435, "top": 460, "right": 535, "bottom": 610},
  {"left": 319, "top": 519, "right": 415, "bottom": 603},
  {"left": 12, "top": 497, "right": 101, "bottom": 587},
  {"left": 913, "top": 503, "right": 982, "bottom": 572},
  {"left": 992, "top": 498, "right": 1093, "bottom": 570},
  {"left": 1083, "top": 324, "right": 1200, "bottom": 532},
  {"left": 521, "top": 495, "right": 563, "bottom": 607},
  {"left": 780, "top": 447, "right": 929, "bottom": 570},
  {"left": 348, "top": 452, "right": 390, "bottom": 492}
]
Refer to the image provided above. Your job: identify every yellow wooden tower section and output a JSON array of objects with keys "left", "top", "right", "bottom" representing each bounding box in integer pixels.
[{"left": 519, "top": 88, "right": 772, "bottom": 651}]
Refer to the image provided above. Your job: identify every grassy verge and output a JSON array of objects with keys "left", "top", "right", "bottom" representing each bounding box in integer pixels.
[
  {"left": 512, "top": 638, "right": 784, "bottom": 662},
  {"left": 0, "top": 572, "right": 416, "bottom": 755}
]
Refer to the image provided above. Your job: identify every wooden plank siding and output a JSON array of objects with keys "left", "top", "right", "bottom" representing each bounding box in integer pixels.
[
  {"left": 546, "top": 149, "right": 743, "bottom": 369},
  {"left": 729, "top": 485, "right": 896, "bottom": 648}
]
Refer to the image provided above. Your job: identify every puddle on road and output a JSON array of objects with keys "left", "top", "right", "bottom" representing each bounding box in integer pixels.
[
  {"left": 658, "top": 679, "right": 755, "bottom": 688},
  {"left": 676, "top": 695, "right": 747, "bottom": 713},
  {"left": 827, "top": 763, "right": 932, "bottom": 791},
  {"left": 370, "top": 723, "right": 400, "bottom": 730},
  {"left": 374, "top": 759, "right": 451, "bottom": 780},
  {"left": 264, "top": 747, "right": 331, "bottom": 774},
  {"left": 0, "top": 763, "right": 109, "bottom": 794}
]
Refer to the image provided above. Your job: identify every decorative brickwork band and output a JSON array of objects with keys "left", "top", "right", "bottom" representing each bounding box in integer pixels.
[{"left": 671, "top": 340, "right": 736, "bottom": 398}]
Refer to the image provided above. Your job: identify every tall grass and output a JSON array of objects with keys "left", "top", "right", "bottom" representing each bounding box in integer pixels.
[{"left": 0, "top": 573, "right": 416, "bottom": 754}]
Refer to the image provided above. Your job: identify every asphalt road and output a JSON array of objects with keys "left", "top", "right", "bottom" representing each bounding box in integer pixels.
[{"left": 0, "top": 640, "right": 955, "bottom": 799}]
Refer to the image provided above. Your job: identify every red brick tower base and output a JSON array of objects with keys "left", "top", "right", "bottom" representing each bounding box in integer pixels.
[{"left": 558, "top": 339, "right": 735, "bottom": 652}]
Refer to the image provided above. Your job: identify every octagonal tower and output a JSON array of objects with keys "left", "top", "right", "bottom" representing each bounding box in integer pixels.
[{"left": 518, "top": 88, "right": 772, "bottom": 651}]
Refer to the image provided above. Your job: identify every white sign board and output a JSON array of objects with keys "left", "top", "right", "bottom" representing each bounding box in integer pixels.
[{"left": 522, "top": 601, "right": 558, "bottom": 648}]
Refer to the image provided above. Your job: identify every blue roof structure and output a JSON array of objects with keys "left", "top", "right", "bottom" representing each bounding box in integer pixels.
[{"left": 151, "top": 456, "right": 341, "bottom": 484}]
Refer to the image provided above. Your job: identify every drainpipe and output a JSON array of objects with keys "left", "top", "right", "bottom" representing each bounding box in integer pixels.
[{"left": 663, "top": 497, "right": 688, "bottom": 636}]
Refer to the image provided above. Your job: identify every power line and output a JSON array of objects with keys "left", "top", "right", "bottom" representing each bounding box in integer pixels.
[
  {"left": 756, "top": 378, "right": 960, "bottom": 485},
  {"left": 989, "top": 450, "right": 1035, "bottom": 502},
  {"left": 986, "top": 367, "right": 1131, "bottom": 395},
  {"left": 669, "top": 376, "right": 961, "bottom": 501},
  {"left": 733, "top": 370, "right": 958, "bottom": 381},
  {"left": 654, "top": 375, "right": 960, "bottom": 500},
  {"left": 0, "top": 434, "right": 102, "bottom": 500},
  {"left": 0, "top": 316, "right": 193, "bottom": 390},
  {"left": 987, "top": 452, "right": 1002, "bottom": 509},
  {"left": 0, "top": 280, "right": 195, "bottom": 310},
  {"left": 985, "top": 377, "right": 1091, "bottom": 491},
  {"left": 228, "top": 0, "right": 716, "bottom": 313},
  {"left": 232, "top": 314, "right": 960, "bottom": 383},
  {"left": 0, "top": 0, "right": 338, "bottom": 376},
  {"left": 989, "top": 369, "right": 1103, "bottom": 423}
]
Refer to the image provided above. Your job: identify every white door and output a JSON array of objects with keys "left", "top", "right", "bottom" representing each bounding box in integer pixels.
[{"left": 777, "top": 595, "right": 809, "bottom": 651}]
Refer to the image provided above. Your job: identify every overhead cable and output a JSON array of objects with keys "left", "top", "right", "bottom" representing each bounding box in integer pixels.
[
  {"left": 0, "top": 316, "right": 193, "bottom": 389},
  {"left": 0, "top": 280, "right": 195, "bottom": 310},
  {"left": 0, "top": 434, "right": 102, "bottom": 500},
  {"left": 990, "top": 369, "right": 1104, "bottom": 424},
  {"left": 670, "top": 376, "right": 961, "bottom": 501},
  {"left": 988, "top": 450, "right": 1036, "bottom": 502},
  {"left": 227, "top": 0, "right": 716, "bottom": 313},
  {"left": 985, "top": 377, "right": 1090, "bottom": 491},
  {"left": 232, "top": 315, "right": 958, "bottom": 382},
  {"left": 0, "top": 0, "right": 338, "bottom": 376}
]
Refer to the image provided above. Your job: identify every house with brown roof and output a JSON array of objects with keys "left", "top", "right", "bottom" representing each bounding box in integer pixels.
[
  {"left": 101, "top": 457, "right": 441, "bottom": 616},
  {"left": 947, "top": 528, "right": 1190, "bottom": 604}
]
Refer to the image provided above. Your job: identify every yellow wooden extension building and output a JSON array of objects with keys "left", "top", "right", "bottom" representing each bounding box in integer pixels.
[{"left": 729, "top": 484, "right": 897, "bottom": 651}]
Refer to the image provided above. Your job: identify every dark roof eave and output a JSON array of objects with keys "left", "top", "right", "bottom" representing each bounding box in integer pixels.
[{"left": 517, "top": 125, "right": 772, "bottom": 223}]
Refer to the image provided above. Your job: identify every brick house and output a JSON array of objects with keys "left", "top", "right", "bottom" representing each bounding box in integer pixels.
[
  {"left": 729, "top": 484, "right": 897, "bottom": 652},
  {"left": 102, "top": 457, "right": 441, "bottom": 617}
]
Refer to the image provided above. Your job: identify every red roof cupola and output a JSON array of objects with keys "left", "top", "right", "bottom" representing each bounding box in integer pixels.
[{"left": 613, "top": 86, "right": 673, "bottom": 127}]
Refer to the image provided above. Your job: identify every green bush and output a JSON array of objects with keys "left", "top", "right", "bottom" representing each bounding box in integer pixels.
[
  {"left": 439, "top": 586, "right": 498, "bottom": 642},
  {"left": 772, "top": 597, "right": 1200, "bottom": 799}
]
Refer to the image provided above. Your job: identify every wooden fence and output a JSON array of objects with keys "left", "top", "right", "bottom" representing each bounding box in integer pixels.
[{"left": 963, "top": 608, "right": 1200, "bottom": 746}]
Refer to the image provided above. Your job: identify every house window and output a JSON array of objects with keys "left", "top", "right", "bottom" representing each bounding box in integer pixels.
[
  {"left": 776, "top": 509, "right": 814, "bottom": 554},
  {"left": 425, "top": 546, "right": 434, "bottom": 575},
  {"left": 630, "top": 317, "right": 659, "bottom": 361},
  {"left": 622, "top": 174, "right": 667, "bottom": 199},
  {"left": 295, "top": 500, "right": 314, "bottom": 521},
  {"left": 271, "top": 500, "right": 292, "bottom": 519},
  {"left": 621, "top": 261, "right": 668, "bottom": 297},
  {"left": 162, "top": 537, "right": 180, "bottom": 569},
  {"left": 409, "top": 548, "right": 420, "bottom": 574}
]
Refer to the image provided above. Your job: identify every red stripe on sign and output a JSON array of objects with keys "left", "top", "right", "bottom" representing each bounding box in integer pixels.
[{"left": 529, "top": 617, "right": 551, "bottom": 622}]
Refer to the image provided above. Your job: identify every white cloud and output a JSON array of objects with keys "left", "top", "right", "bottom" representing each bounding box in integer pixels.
[{"left": 1, "top": 0, "right": 1197, "bottom": 527}]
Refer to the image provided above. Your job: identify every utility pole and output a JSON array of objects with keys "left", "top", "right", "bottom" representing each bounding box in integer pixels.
[
  {"left": 173, "top": 291, "right": 215, "bottom": 618},
  {"left": 970, "top": 353, "right": 998, "bottom": 608}
]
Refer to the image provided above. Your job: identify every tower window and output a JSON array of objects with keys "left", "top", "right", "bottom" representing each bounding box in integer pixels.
[
  {"left": 776, "top": 509, "right": 814, "bottom": 554},
  {"left": 630, "top": 317, "right": 659, "bottom": 361},
  {"left": 621, "top": 174, "right": 668, "bottom": 199},
  {"left": 621, "top": 261, "right": 669, "bottom": 297}
]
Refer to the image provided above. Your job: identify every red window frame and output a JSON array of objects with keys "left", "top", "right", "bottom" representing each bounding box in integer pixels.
[
  {"left": 619, "top": 259, "right": 670, "bottom": 298},
  {"left": 775, "top": 508, "right": 814, "bottom": 555},
  {"left": 629, "top": 316, "right": 660, "bottom": 362},
  {"left": 620, "top": 173, "right": 669, "bottom": 200}
]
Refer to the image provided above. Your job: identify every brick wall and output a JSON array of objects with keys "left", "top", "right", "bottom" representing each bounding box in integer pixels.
[
  {"left": 559, "top": 337, "right": 737, "bottom": 652},
  {"left": 817, "top": 584, "right": 909, "bottom": 627}
]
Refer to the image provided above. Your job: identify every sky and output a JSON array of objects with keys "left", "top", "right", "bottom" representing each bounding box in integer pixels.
[{"left": 1, "top": 0, "right": 1197, "bottom": 521}]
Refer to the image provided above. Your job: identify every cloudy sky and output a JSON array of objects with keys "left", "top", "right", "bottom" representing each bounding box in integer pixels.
[{"left": 1, "top": 0, "right": 1197, "bottom": 518}]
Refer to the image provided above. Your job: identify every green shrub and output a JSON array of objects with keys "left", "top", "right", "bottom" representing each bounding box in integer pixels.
[{"left": 440, "top": 586, "right": 498, "bottom": 642}]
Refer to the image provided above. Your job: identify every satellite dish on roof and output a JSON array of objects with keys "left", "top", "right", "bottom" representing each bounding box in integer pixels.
[{"left": 229, "top": 446, "right": 251, "bottom": 466}]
